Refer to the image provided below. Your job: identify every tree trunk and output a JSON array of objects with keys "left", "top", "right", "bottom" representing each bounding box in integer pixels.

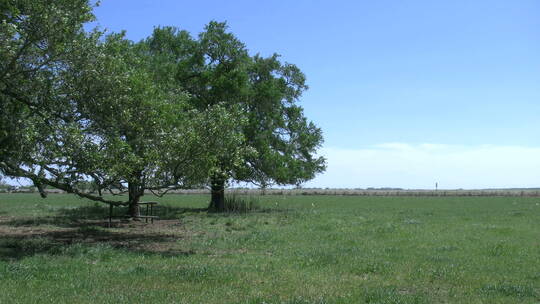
[
  {"left": 127, "top": 182, "right": 141, "bottom": 218},
  {"left": 209, "top": 177, "right": 225, "bottom": 212}
]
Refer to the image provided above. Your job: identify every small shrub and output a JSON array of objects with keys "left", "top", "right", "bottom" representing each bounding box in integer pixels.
[{"left": 223, "top": 194, "right": 260, "bottom": 213}]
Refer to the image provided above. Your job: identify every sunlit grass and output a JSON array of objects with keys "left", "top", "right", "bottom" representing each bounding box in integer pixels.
[{"left": 0, "top": 193, "right": 539, "bottom": 303}]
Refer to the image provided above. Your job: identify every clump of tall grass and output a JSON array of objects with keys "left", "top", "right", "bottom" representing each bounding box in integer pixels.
[{"left": 223, "top": 194, "right": 260, "bottom": 213}]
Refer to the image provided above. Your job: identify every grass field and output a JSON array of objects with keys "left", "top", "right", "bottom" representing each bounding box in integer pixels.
[{"left": 0, "top": 194, "right": 539, "bottom": 303}]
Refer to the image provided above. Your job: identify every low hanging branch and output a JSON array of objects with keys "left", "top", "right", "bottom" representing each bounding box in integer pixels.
[{"left": 1, "top": 162, "right": 128, "bottom": 206}]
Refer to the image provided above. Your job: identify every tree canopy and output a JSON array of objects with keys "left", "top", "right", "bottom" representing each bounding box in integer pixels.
[
  {"left": 1, "top": 1, "right": 325, "bottom": 215},
  {"left": 1, "top": 0, "right": 95, "bottom": 166},
  {"left": 143, "top": 22, "right": 326, "bottom": 210},
  {"left": 0, "top": 1, "right": 247, "bottom": 216}
]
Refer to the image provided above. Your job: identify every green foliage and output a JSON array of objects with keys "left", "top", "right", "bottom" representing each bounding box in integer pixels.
[
  {"left": 0, "top": 2, "right": 326, "bottom": 220},
  {"left": 1, "top": 2, "right": 325, "bottom": 211},
  {"left": 0, "top": 2, "right": 247, "bottom": 208},
  {"left": 142, "top": 21, "right": 326, "bottom": 188},
  {"left": 0, "top": 0, "right": 95, "bottom": 163}
]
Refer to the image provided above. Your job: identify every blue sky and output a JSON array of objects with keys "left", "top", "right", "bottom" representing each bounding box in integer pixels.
[{"left": 82, "top": 1, "right": 540, "bottom": 189}]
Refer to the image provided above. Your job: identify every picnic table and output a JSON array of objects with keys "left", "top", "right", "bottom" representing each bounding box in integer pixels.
[
  {"left": 137, "top": 201, "right": 159, "bottom": 223},
  {"left": 108, "top": 201, "right": 159, "bottom": 227}
]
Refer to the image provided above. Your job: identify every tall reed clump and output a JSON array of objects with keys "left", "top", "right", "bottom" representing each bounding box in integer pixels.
[{"left": 223, "top": 194, "right": 260, "bottom": 213}]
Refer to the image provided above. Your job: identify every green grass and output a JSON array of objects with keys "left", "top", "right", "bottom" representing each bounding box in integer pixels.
[{"left": 0, "top": 193, "right": 539, "bottom": 303}]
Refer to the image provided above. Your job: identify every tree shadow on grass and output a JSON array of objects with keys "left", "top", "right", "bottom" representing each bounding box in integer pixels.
[
  {"left": 0, "top": 202, "right": 294, "bottom": 261},
  {"left": 0, "top": 204, "right": 206, "bottom": 261},
  {"left": 1, "top": 204, "right": 210, "bottom": 228},
  {"left": 0, "top": 224, "right": 196, "bottom": 261},
  {"left": 1, "top": 203, "right": 291, "bottom": 228}
]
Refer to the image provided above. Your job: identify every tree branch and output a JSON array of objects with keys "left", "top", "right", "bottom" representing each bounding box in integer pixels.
[{"left": 1, "top": 163, "right": 127, "bottom": 206}]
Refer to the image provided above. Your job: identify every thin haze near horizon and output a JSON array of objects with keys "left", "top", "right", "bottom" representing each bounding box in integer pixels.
[{"left": 15, "top": 0, "right": 538, "bottom": 189}]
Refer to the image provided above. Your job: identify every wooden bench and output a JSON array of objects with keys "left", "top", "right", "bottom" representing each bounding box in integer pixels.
[{"left": 108, "top": 201, "right": 159, "bottom": 227}]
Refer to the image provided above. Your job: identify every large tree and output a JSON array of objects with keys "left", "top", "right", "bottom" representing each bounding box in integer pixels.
[
  {"left": 0, "top": 2, "right": 247, "bottom": 217},
  {"left": 143, "top": 22, "right": 326, "bottom": 211}
]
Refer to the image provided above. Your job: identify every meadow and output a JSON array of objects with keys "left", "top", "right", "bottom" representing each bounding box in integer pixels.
[{"left": 0, "top": 193, "right": 538, "bottom": 303}]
